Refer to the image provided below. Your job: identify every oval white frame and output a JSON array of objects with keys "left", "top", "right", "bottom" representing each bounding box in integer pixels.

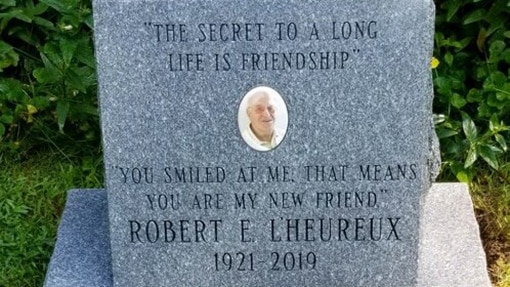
[{"left": 238, "top": 86, "right": 288, "bottom": 151}]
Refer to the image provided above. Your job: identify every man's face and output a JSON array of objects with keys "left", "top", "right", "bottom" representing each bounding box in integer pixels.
[{"left": 247, "top": 94, "right": 276, "bottom": 135}]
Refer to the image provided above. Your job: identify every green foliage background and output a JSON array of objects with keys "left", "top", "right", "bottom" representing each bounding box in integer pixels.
[
  {"left": 434, "top": 0, "right": 510, "bottom": 181},
  {"left": 0, "top": 0, "right": 98, "bottom": 155}
]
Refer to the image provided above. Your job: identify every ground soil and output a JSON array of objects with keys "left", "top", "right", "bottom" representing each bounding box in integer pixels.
[
  {"left": 484, "top": 237, "right": 510, "bottom": 286},
  {"left": 476, "top": 206, "right": 510, "bottom": 287}
]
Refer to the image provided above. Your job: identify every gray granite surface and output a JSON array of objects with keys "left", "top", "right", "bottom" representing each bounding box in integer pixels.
[
  {"left": 44, "top": 189, "right": 113, "bottom": 287},
  {"left": 417, "top": 183, "right": 492, "bottom": 287},
  {"left": 45, "top": 184, "right": 491, "bottom": 287},
  {"left": 93, "top": 0, "right": 438, "bottom": 286}
]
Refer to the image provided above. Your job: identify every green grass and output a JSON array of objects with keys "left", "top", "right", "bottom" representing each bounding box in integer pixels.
[
  {"left": 470, "top": 164, "right": 510, "bottom": 287},
  {"left": 0, "top": 150, "right": 103, "bottom": 287},
  {"left": 492, "top": 258, "right": 510, "bottom": 287}
]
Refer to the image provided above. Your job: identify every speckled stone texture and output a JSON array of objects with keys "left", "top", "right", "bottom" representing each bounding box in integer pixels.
[
  {"left": 44, "top": 190, "right": 112, "bottom": 287},
  {"left": 417, "top": 183, "right": 492, "bottom": 287},
  {"left": 93, "top": 0, "right": 439, "bottom": 286},
  {"left": 45, "top": 185, "right": 491, "bottom": 287}
]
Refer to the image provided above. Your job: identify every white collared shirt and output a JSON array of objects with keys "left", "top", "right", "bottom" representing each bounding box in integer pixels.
[{"left": 242, "top": 126, "right": 282, "bottom": 151}]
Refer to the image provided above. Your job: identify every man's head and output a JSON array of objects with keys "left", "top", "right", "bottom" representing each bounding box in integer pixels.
[{"left": 246, "top": 91, "right": 276, "bottom": 141}]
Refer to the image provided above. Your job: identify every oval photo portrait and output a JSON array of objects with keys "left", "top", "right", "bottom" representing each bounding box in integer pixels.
[{"left": 238, "top": 86, "right": 288, "bottom": 151}]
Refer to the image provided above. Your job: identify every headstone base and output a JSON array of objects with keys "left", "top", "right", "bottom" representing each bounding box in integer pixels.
[
  {"left": 44, "top": 190, "right": 112, "bottom": 287},
  {"left": 44, "top": 184, "right": 491, "bottom": 287},
  {"left": 417, "top": 183, "right": 491, "bottom": 286}
]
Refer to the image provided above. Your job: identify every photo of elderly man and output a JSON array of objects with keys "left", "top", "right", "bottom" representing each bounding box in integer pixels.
[{"left": 240, "top": 87, "right": 287, "bottom": 151}]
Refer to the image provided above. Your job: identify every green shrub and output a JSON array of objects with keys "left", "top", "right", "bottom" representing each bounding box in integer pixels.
[
  {"left": 433, "top": 0, "right": 510, "bottom": 181},
  {"left": 0, "top": 0, "right": 98, "bottom": 155}
]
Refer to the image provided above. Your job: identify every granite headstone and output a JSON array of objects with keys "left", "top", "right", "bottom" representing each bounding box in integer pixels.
[{"left": 93, "top": 0, "right": 438, "bottom": 286}]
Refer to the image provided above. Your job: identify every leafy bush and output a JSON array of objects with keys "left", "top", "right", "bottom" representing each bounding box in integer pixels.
[
  {"left": 433, "top": 0, "right": 510, "bottom": 181},
  {"left": 0, "top": 0, "right": 98, "bottom": 155}
]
